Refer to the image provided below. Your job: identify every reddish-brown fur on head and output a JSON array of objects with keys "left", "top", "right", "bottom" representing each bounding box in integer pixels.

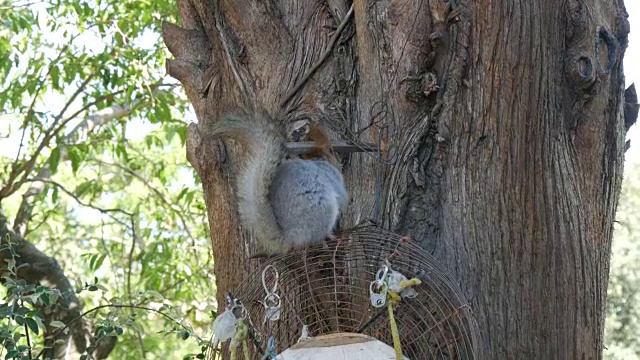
[{"left": 301, "top": 122, "right": 339, "bottom": 165}]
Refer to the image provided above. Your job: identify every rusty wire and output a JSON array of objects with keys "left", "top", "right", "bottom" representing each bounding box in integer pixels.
[{"left": 211, "top": 224, "right": 481, "bottom": 359}]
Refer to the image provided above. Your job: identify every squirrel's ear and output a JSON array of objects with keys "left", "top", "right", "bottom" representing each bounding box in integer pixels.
[{"left": 289, "top": 120, "right": 310, "bottom": 142}]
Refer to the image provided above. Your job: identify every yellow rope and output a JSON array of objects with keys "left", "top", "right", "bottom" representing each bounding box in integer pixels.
[
  {"left": 399, "top": 278, "right": 422, "bottom": 288},
  {"left": 243, "top": 338, "right": 250, "bottom": 359},
  {"left": 230, "top": 344, "right": 237, "bottom": 360},
  {"left": 387, "top": 291, "right": 402, "bottom": 360},
  {"left": 230, "top": 319, "right": 249, "bottom": 360},
  {"left": 386, "top": 277, "right": 422, "bottom": 360}
]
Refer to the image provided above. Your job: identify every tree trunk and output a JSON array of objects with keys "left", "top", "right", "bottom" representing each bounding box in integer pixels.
[{"left": 163, "top": 0, "right": 632, "bottom": 358}]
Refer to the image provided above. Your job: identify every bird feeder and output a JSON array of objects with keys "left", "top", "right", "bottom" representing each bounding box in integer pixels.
[{"left": 209, "top": 224, "right": 482, "bottom": 359}]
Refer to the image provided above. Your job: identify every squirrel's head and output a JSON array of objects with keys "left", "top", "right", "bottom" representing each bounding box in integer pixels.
[{"left": 299, "top": 122, "right": 341, "bottom": 166}]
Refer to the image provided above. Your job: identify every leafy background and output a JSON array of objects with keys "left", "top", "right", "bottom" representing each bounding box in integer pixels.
[
  {"left": 0, "top": 0, "right": 638, "bottom": 358},
  {"left": 1, "top": 0, "right": 213, "bottom": 358}
]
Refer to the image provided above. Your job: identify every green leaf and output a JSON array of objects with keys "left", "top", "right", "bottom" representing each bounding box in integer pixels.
[
  {"left": 144, "top": 290, "right": 164, "bottom": 301},
  {"left": 49, "top": 147, "right": 61, "bottom": 174},
  {"left": 176, "top": 188, "right": 188, "bottom": 202},
  {"left": 94, "top": 254, "right": 106, "bottom": 271},
  {"left": 49, "top": 320, "right": 66, "bottom": 328},
  {"left": 26, "top": 318, "right": 39, "bottom": 335},
  {"left": 68, "top": 146, "right": 82, "bottom": 174},
  {"left": 75, "top": 181, "right": 92, "bottom": 197},
  {"left": 50, "top": 65, "right": 60, "bottom": 90},
  {"left": 115, "top": 141, "right": 128, "bottom": 161},
  {"left": 33, "top": 316, "right": 45, "bottom": 333},
  {"left": 176, "top": 125, "right": 187, "bottom": 145},
  {"left": 12, "top": 333, "right": 23, "bottom": 342},
  {"left": 51, "top": 186, "right": 59, "bottom": 203}
]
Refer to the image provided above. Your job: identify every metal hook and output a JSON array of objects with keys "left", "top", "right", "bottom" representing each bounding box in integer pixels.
[
  {"left": 376, "top": 264, "right": 389, "bottom": 282},
  {"left": 262, "top": 264, "right": 279, "bottom": 295}
]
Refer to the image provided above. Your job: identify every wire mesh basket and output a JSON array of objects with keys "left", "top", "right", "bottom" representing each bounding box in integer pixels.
[{"left": 213, "top": 224, "right": 481, "bottom": 359}]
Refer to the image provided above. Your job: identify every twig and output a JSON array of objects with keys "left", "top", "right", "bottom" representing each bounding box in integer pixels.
[
  {"left": 53, "top": 73, "right": 97, "bottom": 124},
  {"left": 285, "top": 141, "right": 377, "bottom": 155},
  {"left": 21, "top": 299, "right": 33, "bottom": 360},
  {"left": 60, "top": 89, "right": 127, "bottom": 127},
  {"left": 91, "top": 159, "right": 197, "bottom": 245},
  {"left": 126, "top": 215, "right": 136, "bottom": 303},
  {"left": 14, "top": 43, "right": 72, "bottom": 164},
  {"left": 12, "top": 83, "right": 174, "bottom": 234},
  {"left": 28, "top": 178, "right": 133, "bottom": 217},
  {"left": 279, "top": 4, "right": 354, "bottom": 108},
  {"left": 22, "top": 209, "right": 53, "bottom": 237},
  {"left": 24, "top": 178, "right": 134, "bottom": 231},
  {"left": 302, "top": 251, "right": 332, "bottom": 332},
  {"left": 0, "top": 73, "right": 97, "bottom": 199},
  {"left": 355, "top": 307, "right": 387, "bottom": 333},
  {"left": 0, "top": 0, "right": 44, "bottom": 9},
  {"left": 36, "top": 304, "right": 200, "bottom": 359},
  {"left": 63, "top": 83, "right": 176, "bottom": 129}
]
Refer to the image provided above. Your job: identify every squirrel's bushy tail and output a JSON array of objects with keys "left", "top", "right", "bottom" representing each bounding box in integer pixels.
[{"left": 206, "top": 112, "right": 286, "bottom": 248}]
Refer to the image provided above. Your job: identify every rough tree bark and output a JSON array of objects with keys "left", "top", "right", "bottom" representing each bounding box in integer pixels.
[{"left": 164, "top": 0, "right": 636, "bottom": 358}]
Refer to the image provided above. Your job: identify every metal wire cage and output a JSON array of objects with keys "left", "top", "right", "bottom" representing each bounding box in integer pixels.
[{"left": 214, "top": 224, "right": 481, "bottom": 359}]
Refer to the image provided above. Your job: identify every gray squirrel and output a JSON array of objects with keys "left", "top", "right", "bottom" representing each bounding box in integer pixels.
[{"left": 206, "top": 111, "right": 348, "bottom": 257}]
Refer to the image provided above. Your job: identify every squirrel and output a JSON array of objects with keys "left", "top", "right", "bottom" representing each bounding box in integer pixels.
[
  {"left": 300, "top": 121, "right": 337, "bottom": 162},
  {"left": 206, "top": 111, "right": 348, "bottom": 257}
]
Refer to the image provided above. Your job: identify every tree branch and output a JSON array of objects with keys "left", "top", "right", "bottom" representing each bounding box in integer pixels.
[
  {"left": 126, "top": 216, "right": 136, "bottom": 303},
  {"left": 0, "top": 73, "right": 96, "bottom": 200},
  {"left": 14, "top": 43, "right": 72, "bottom": 165},
  {"left": 0, "top": 209, "right": 116, "bottom": 359},
  {"left": 12, "top": 85, "right": 174, "bottom": 236},
  {"left": 48, "top": 304, "right": 202, "bottom": 345},
  {"left": 90, "top": 159, "right": 197, "bottom": 245},
  {"left": 279, "top": 4, "right": 354, "bottom": 109},
  {"left": 26, "top": 178, "right": 134, "bottom": 220}
]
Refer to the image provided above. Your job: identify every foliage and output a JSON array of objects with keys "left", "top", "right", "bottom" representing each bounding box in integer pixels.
[
  {"left": 0, "top": 0, "right": 216, "bottom": 358},
  {"left": 0, "top": 236, "right": 212, "bottom": 359},
  {"left": 0, "top": 236, "right": 55, "bottom": 359},
  {"left": 605, "top": 159, "right": 640, "bottom": 359}
]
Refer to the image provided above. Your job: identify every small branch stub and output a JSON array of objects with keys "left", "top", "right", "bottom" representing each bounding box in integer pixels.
[
  {"left": 625, "top": 83, "right": 638, "bottom": 131},
  {"left": 568, "top": 53, "right": 596, "bottom": 90},
  {"left": 165, "top": 59, "right": 203, "bottom": 91}
]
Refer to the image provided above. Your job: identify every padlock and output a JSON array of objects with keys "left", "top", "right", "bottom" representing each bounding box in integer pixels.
[
  {"left": 369, "top": 280, "right": 387, "bottom": 308},
  {"left": 263, "top": 293, "right": 282, "bottom": 324},
  {"left": 264, "top": 306, "right": 281, "bottom": 324}
]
